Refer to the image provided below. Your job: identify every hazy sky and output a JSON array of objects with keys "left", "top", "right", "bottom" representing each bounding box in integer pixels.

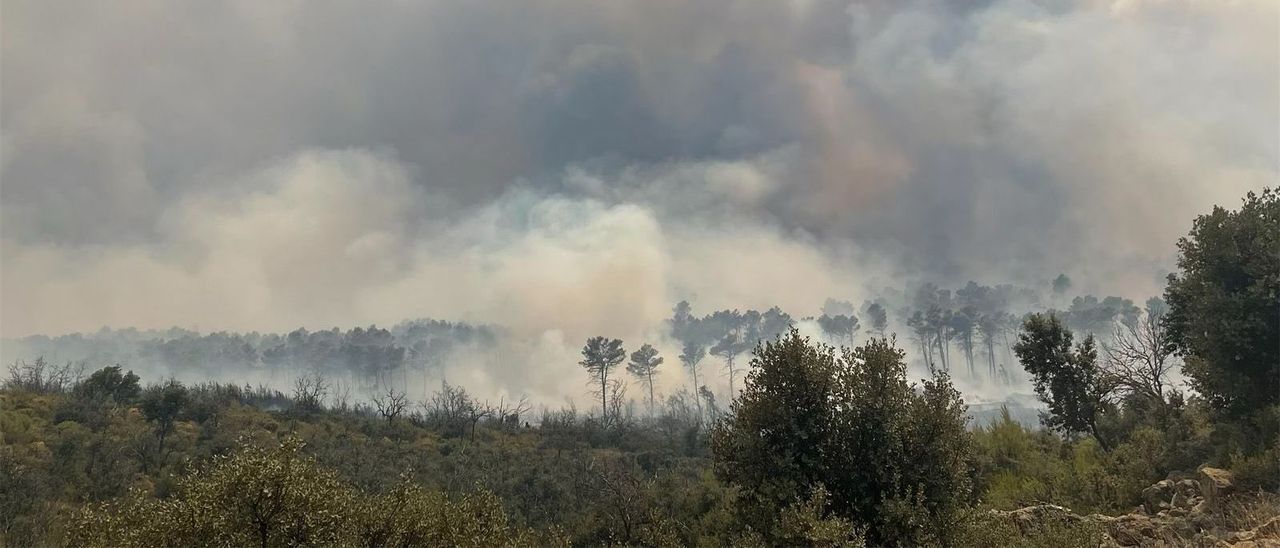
[{"left": 3, "top": 0, "right": 1276, "bottom": 341}]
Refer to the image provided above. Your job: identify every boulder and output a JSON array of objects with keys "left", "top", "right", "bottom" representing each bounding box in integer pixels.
[
  {"left": 1198, "top": 467, "right": 1235, "bottom": 505},
  {"left": 1143, "top": 479, "right": 1176, "bottom": 514},
  {"left": 1177, "top": 478, "right": 1201, "bottom": 497}
]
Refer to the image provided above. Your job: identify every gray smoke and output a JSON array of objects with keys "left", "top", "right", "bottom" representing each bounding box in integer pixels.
[{"left": 2, "top": 1, "right": 1275, "bottom": 403}]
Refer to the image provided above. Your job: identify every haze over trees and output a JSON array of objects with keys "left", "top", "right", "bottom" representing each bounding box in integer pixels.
[
  {"left": 1, "top": 0, "right": 1274, "bottom": 541},
  {"left": 1, "top": 188, "right": 1277, "bottom": 546}
]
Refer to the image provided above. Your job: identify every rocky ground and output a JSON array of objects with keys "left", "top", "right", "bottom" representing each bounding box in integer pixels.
[{"left": 997, "top": 467, "right": 1280, "bottom": 547}]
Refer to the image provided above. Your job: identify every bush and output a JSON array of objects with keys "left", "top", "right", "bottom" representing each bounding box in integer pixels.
[
  {"left": 68, "top": 437, "right": 557, "bottom": 547},
  {"left": 712, "top": 331, "right": 974, "bottom": 545},
  {"left": 952, "top": 510, "right": 1106, "bottom": 548}
]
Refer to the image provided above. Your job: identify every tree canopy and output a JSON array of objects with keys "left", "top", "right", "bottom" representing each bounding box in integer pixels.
[
  {"left": 712, "top": 330, "right": 974, "bottom": 545},
  {"left": 1164, "top": 188, "right": 1279, "bottom": 416}
]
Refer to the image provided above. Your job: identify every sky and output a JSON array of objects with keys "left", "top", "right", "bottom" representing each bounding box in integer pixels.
[{"left": 3, "top": 0, "right": 1276, "bottom": 347}]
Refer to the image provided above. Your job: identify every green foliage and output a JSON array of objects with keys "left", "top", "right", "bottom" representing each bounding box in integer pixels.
[
  {"left": 952, "top": 509, "right": 1106, "bottom": 548},
  {"left": 712, "top": 330, "right": 975, "bottom": 545},
  {"left": 139, "top": 379, "right": 189, "bottom": 431},
  {"left": 1228, "top": 417, "right": 1280, "bottom": 492},
  {"left": 351, "top": 477, "right": 553, "bottom": 547},
  {"left": 68, "top": 437, "right": 553, "bottom": 548},
  {"left": 971, "top": 398, "right": 1224, "bottom": 515},
  {"left": 1164, "top": 187, "right": 1279, "bottom": 417},
  {"left": 74, "top": 366, "right": 141, "bottom": 405},
  {"left": 56, "top": 366, "right": 144, "bottom": 428},
  {"left": 1014, "top": 314, "right": 1111, "bottom": 449},
  {"left": 70, "top": 437, "right": 352, "bottom": 547},
  {"left": 0, "top": 448, "right": 51, "bottom": 546},
  {"left": 774, "top": 487, "right": 865, "bottom": 547}
]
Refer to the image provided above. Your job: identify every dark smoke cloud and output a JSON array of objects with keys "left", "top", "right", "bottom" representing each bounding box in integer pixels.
[{"left": 3, "top": 0, "right": 1275, "bottom": 344}]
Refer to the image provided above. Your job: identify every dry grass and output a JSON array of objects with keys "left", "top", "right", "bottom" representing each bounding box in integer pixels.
[{"left": 1221, "top": 491, "right": 1280, "bottom": 533}]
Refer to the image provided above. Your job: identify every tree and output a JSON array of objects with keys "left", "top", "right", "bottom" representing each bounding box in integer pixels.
[
  {"left": 423, "top": 381, "right": 479, "bottom": 438},
  {"left": 4, "top": 356, "right": 79, "bottom": 393},
  {"left": 906, "top": 310, "right": 935, "bottom": 371},
  {"left": 139, "top": 379, "right": 189, "bottom": 463},
  {"left": 822, "top": 298, "right": 856, "bottom": 317},
  {"left": 977, "top": 313, "right": 999, "bottom": 381},
  {"left": 927, "top": 306, "right": 954, "bottom": 372},
  {"left": 1013, "top": 314, "right": 1111, "bottom": 450},
  {"left": 73, "top": 366, "right": 141, "bottom": 405},
  {"left": 680, "top": 343, "right": 707, "bottom": 422},
  {"left": 626, "top": 344, "right": 663, "bottom": 415},
  {"left": 57, "top": 365, "right": 143, "bottom": 428},
  {"left": 951, "top": 307, "right": 978, "bottom": 378},
  {"left": 711, "top": 332, "right": 751, "bottom": 397},
  {"left": 580, "top": 336, "right": 626, "bottom": 422},
  {"left": 759, "top": 306, "right": 795, "bottom": 342},
  {"left": 1063, "top": 295, "right": 1137, "bottom": 339},
  {"left": 1164, "top": 188, "right": 1279, "bottom": 416},
  {"left": 291, "top": 372, "right": 328, "bottom": 414},
  {"left": 863, "top": 302, "right": 888, "bottom": 338},
  {"left": 669, "top": 300, "right": 697, "bottom": 344},
  {"left": 817, "top": 314, "right": 859, "bottom": 346},
  {"left": 372, "top": 385, "right": 409, "bottom": 425},
  {"left": 1102, "top": 297, "right": 1176, "bottom": 403},
  {"left": 1052, "top": 274, "right": 1072, "bottom": 296},
  {"left": 711, "top": 331, "right": 974, "bottom": 545}
]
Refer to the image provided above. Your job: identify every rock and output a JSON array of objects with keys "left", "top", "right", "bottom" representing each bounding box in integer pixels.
[
  {"left": 1001, "top": 504, "right": 1083, "bottom": 534},
  {"left": 1144, "top": 479, "right": 1176, "bottom": 514},
  {"left": 1198, "top": 467, "right": 1235, "bottom": 505},
  {"left": 1178, "top": 478, "right": 1201, "bottom": 497},
  {"left": 1173, "top": 491, "right": 1190, "bottom": 509}
]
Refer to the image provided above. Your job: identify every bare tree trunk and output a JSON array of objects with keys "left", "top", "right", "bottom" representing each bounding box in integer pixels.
[
  {"left": 987, "top": 339, "right": 997, "bottom": 379},
  {"left": 726, "top": 355, "right": 736, "bottom": 396},
  {"left": 934, "top": 333, "right": 948, "bottom": 372},
  {"left": 600, "top": 369, "right": 609, "bottom": 423},
  {"left": 1002, "top": 330, "right": 1015, "bottom": 383},
  {"left": 917, "top": 336, "right": 934, "bottom": 372},
  {"left": 965, "top": 338, "right": 975, "bottom": 379},
  {"left": 646, "top": 371, "right": 656, "bottom": 415},
  {"left": 691, "top": 366, "right": 703, "bottom": 424}
]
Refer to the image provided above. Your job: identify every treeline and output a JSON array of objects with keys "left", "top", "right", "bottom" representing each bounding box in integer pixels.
[
  {"left": 5, "top": 319, "right": 497, "bottom": 390},
  {"left": 8, "top": 279, "right": 1155, "bottom": 408}
]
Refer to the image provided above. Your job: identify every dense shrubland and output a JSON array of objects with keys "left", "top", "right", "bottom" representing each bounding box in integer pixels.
[{"left": 1, "top": 189, "right": 1275, "bottom": 546}]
